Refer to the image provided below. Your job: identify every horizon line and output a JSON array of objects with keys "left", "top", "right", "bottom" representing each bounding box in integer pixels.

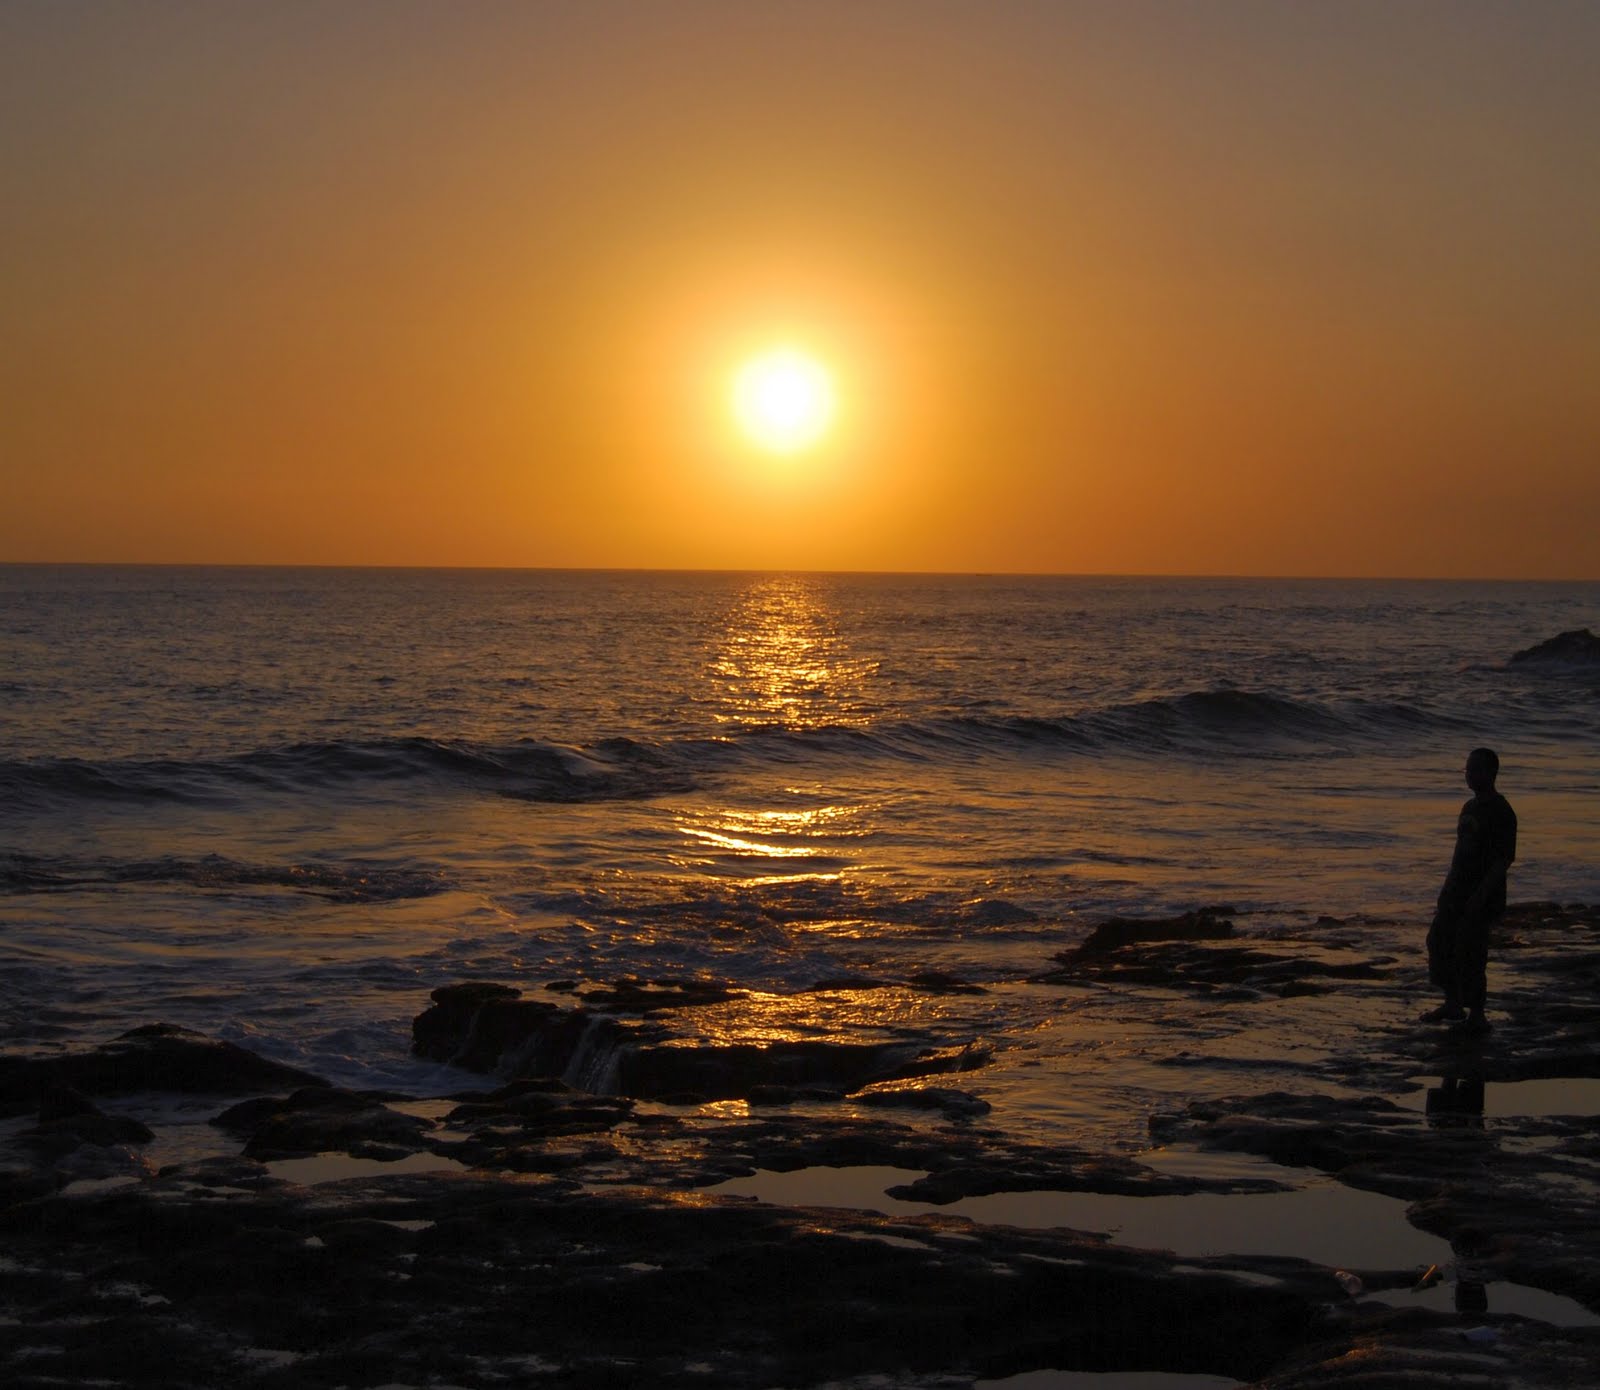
[
  {"left": 0, "top": 559, "right": 1593, "bottom": 582},
  {"left": 2, "top": 560, "right": 1596, "bottom": 584}
]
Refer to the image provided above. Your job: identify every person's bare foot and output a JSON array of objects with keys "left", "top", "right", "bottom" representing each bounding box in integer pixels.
[
  {"left": 1420, "top": 1004, "right": 1465, "bottom": 1023},
  {"left": 1453, "top": 1013, "right": 1492, "bottom": 1037}
]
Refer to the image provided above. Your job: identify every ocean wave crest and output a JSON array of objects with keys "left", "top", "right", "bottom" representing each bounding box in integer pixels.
[
  {"left": 1082, "top": 689, "right": 1345, "bottom": 753},
  {"left": 0, "top": 850, "right": 450, "bottom": 902},
  {"left": 740, "top": 689, "right": 1423, "bottom": 763},
  {"left": 0, "top": 688, "right": 1459, "bottom": 814},
  {"left": 0, "top": 736, "right": 693, "bottom": 812}
]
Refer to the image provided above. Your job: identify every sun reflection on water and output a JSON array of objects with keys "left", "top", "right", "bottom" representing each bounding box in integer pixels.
[
  {"left": 641, "top": 985, "right": 971, "bottom": 1049},
  {"left": 675, "top": 797, "right": 874, "bottom": 884},
  {"left": 707, "top": 576, "right": 877, "bottom": 731},
  {"left": 683, "top": 803, "right": 860, "bottom": 858},
  {"left": 674, "top": 802, "right": 858, "bottom": 885},
  {"left": 678, "top": 579, "right": 890, "bottom": 890}
]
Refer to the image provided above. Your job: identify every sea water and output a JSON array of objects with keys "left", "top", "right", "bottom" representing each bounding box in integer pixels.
[{"left": 3, "top": 567, "right": 1597, "bottom": 1110}]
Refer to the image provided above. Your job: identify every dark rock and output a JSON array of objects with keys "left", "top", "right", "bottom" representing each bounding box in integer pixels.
[
  {"left": 413, "top": 987, "right": 605, "bottom": 1074},
  {"left": 1508, "top": 627, "right": 1600, "bottom": 667},
  {"left": 1039, "top": 936, "right": 1390, "bottom": 998},
  {"left": 906, "top": 971, "right": 988, "bottom": 995},
  {"left": 154, "top": 1155, "right": 277, "bottom": 1188},
  {"left": 50, "top": 1141, "right": 154, "bottom": 1188},
  {"left": 316, "top": 1215, "right": 418, "bottom": 1256},
  {"left": 0, "top": 1167, "right": 1349, "bottom": 1389},
  {"left": 1262, "top": 1317, "right": 1600, "bottom": 1390},
  {"left": 444, "top": 1085, "right": 634, "bottom": 1139},
  {"left": 0, "top": 1024, "right": 327, "bottom": 1118},
  {"left": 429, "top": 980, "right": 523, "bottom": 1009},
  {"left": 805, "top": 975, "right": 890, "bottom": 992},
  {"left": 1072, "top": 908, "right": 1237, "bottom": 954},
  {"left": 746, "top": 1084, "right": 847, "bottom": 1106},
  {"left": 345, "top": 1139, "right": 421, "bottom": 1162},
  {"left": 618, "top": 1038, "right": 988, "bottom": 1104},
  {"left": 856, "top": 1086, "right": 992, "bottom": 1119},
  {"left": 885, "top": 1146, "right": 1273, "bottom": 1205},
  {"left": 228, "top": 1087, "right": 433, "bottom": 1160},
  {"left": 37, "top": 1083, "right": 103, "bottom": 1122},
  {"left": 0, "top": 1164, "right": 57, "bottom": 1208},
  {"left": 208, "top": 1094, "right": 290, "bottom": 1135},
  {"left": 961, "top": 897, "right": 1039, "bottom": 926},
  {"left": 19, "top": 1108, "right": 154, "bottom": 1158},
  {"left": 469, "top": 1076, "right": 576, "bottom": 1101},
  {"left": 15, "top": 1084, "right": 154, "bottom": 1158},
  {"left": 0, "top": 1305, "right": 239, "bottom": 1387},
  {"left": 414, "top": 978, "right": 994, "bottom": 1105},
  {"left": 576, "top": 977, "right": 745, "bottom": 1012}
]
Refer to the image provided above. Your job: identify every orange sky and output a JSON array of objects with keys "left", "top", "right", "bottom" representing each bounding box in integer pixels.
[{"left": 3, "top": 3, "right": 1597, "bottom": 578}]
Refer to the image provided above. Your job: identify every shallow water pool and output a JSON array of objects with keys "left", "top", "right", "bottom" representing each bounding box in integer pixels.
[
  {"left": 976, "top": 1373, "right": 1240, "bottom": 1390},
  {"left": 1401, "top": 1075, "right": 1600, "bottom": 1119},
  {"left": 707, "top": 1159, "right": 1600, "bottom": 1328},
  {"left": 264, "top": 1149, "right": 469, "bottom": 1185}
]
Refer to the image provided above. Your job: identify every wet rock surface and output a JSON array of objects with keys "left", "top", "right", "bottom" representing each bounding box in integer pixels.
[
  {"left": 1039, "top": 906, "right": 1395, "bottom": 1000},
  {"left": 0, "top": 1023, "right": 328, "bottom": 1118},
  {"left": 1508, "top": 627, "right": 1600, "bottom": 668},
  {"left": 413, "top": 975, "right": 991, "bottom": 1102},
  {"left": 3, "top": 902, "right": 1598, "bottom": 1387},
  {"left": 216, "top": 1087, "right": 434, "bottom": 1161},
  {"left": 1, "top": 1165, "right": 1341, "bottom": 1390},
  {"left": 1074, "top": 906, "right": 1240, "bottom": 952}
]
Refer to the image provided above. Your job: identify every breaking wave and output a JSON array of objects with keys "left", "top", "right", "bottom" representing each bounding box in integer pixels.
[
  {"left": 0, "top": 851, "right": 451, "bottom": 902},
  {"left": 0, "top": 736, "right": 692, "bottom": 813},
  {"left": 0, "top": 689, "right": 1460, "bottom": 815}
]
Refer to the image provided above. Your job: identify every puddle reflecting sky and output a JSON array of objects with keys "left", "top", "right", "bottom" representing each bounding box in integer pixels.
[
  {"left": 708, "top": 1160, "right": 1600, "bottom": 1328},
  {"left": 952, "top": 1183, "right": 1444, "bottom": 1269},
  {"left": 976, "top": 1373, "right": 1240, "bottom": 1390},
  {"left": 1400, "top": 1075, "right": 1600, "bottom": 1119},
  {"left": 709, "top": 1162, "right": 1449, "bottom": 1267},
  {"left": 264, "top": 1150, "right": 468, "bottom": 1185}
]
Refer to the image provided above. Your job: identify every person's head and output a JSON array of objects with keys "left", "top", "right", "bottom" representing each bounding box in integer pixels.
[{"left": 1465, "top": 747, "right": 1499, "bottom": 794}]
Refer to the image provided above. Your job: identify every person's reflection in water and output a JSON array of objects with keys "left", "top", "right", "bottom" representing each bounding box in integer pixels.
[
  {"left": 1453, "top": 1227, "right": 1493, "bottom": 1316},
  {"left": 1425, "top": 1071, "right": 1485, "bottom": 1129}
]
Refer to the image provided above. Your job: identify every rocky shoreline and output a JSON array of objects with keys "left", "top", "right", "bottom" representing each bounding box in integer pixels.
[{"left": 4, "top": 902, "right": 1598, "bottom": 1388}]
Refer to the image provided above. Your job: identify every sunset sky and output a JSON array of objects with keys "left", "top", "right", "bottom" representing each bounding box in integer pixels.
[{"left": 3, "top": 2, "right": 1596, "bottom": 578}]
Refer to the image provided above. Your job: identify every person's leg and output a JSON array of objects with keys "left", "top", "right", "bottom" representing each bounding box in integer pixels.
[
  {"left": 1423, "top": 912, "right": 1465, "bottom": 1021},
  {"left": 1455, "top": 909, "right": 1493, "bottom": 1034}
]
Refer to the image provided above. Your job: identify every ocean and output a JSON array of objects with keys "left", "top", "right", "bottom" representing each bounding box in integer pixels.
[{"left": 3, "top": 565, "right": 1596, "bottom": 1148}]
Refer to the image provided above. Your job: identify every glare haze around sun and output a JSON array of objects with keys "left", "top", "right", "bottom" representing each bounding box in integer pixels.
[{"left": 731, "top": 348, "right": 836, "bottom": 454}]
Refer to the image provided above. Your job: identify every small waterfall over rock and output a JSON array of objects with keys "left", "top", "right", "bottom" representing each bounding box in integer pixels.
[{"left": 561, "top": 1015, "right": 629, "bottom": 1095}]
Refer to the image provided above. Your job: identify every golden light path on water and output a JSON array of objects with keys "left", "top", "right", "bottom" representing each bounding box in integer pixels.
[
  {"left": 681, "top": 804, "right": 860, "bottom": 863},
  {"left": 659, "top": 577, "right": 966, "bottom": 1059},
  {"left": 678, "top": 575, "right": 881, "bottom": 897},
  {"left": 706, "top": 576, "right": 878, "bottom": 731}
]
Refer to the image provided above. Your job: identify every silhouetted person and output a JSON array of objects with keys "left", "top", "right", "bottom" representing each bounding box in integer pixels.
[{"left": 1423, "top": 748, "right": 1515, "bottom": 1035}]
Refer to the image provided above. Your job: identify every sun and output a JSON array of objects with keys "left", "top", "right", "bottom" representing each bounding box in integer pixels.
[{"left": 731, "top": 348, "right": 836, "bottom": 454}]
